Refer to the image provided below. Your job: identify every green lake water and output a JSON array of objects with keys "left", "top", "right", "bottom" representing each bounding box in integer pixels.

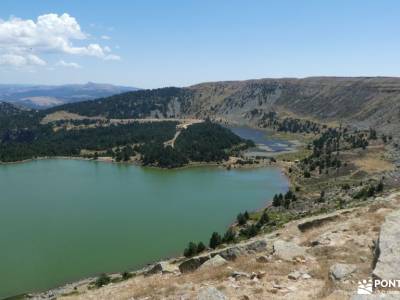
[{"left": 0, "top": 159, "right": 288, "bottom": 298}]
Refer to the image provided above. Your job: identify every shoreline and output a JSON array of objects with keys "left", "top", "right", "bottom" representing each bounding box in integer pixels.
[{"left": 0, "top": 140, "right": 300, "bottom": 170}]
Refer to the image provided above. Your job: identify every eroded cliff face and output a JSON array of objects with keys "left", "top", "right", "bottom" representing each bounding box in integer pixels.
[{"left": 183, "top": 77, "right": 400, "bottom": 136}]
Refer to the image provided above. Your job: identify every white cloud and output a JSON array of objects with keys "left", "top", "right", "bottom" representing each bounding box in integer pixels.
[
  {"left": 103, "top": 54, "right": 121, "bottom": 61},
  {"left": 0, "top": 13, "right": 120, "bottom": 69},
  {"left": 56, "top": 60, "right": 82, "bottom": 69},
  {"left": 0, "top": 54, "right": 46, "bottom": 67},
  {"left": 101, "top": 35, "right": 111, "bottom": 40}
]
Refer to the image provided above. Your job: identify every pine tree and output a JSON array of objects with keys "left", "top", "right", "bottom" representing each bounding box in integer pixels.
[
  {"left": 197, "top": 241, "right": 206, "bottom": 253},
  {"left": 256, "top": 211, "right": 270, "bottom": 228},
  {"left": 209, "top": 232, "right": 222, "bottom": 249},
  {"left": 222, "top": 228, "right": 236, "bottom": 243},
  {"left": 183, "top": 242, "right": 198, "bottom": 257},
  {"left": 237, "top": 213, "right": 247, "bottom": 225},
  {"left": 272, "top": 194, "right": 281, "bottom": 207}
]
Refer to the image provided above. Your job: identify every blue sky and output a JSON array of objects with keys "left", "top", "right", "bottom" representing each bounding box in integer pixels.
[{"left": 0, "top": 0, "right": 399, "bottom": 88}]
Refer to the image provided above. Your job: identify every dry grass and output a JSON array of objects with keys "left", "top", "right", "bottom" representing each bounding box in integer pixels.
[
  {"left": 41, "top": 111, "right": 104, "bottom": 124},
  {"left": 352, "top": 146, "right": 394, "bottom": 174}
]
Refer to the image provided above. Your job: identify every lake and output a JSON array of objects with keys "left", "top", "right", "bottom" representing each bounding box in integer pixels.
[
  {"left": 0, "top": 159, "right": 288, "bottom": 298},
  {"left": 229, "top": 126, "right": 294, "bottom": 156}
]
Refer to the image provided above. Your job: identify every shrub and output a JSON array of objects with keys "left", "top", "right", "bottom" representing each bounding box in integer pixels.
[
  {"left": 240, "top": 224, "right": 259, "bottom": 238},
  {"left": 342, "top": 183, "right": 350, "bottom": 190},
  {"left": 95, "top": 273, "right": 111, "bottom": 288},
  {"left": 376, "top": 181, "right": 384, "bottom": 192},
  {"left": 121, "top": 271, "right": 132, "bottom": 280}
]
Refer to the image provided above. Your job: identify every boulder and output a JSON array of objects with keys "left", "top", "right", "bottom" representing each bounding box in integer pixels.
[
  {"left": 329, "top": 263, "right": 356, "bottom": 280},
  {"left": 256, "top": 255, "right": 270, "bottom": 263},
  {"left": 244, "top": 239, "right": 268, "bottom": 252},
  {"left": 288, "top": 271, "right": 302, "bottom": 280},
  {"left": 199, "top": 255, "right": 227, "bottom": 269},
  {"left": 179, "top": 255, "right": 210, "bottom": 273},
  {"left": 273, "top": 240, "right": 306, "bottom": 261},
  {"left": 197, "top": 287, "right": 227, "bottom": 300},
  {"left": 231, "top": 271, "right": 250, "bottom": 279},
  {"left": 144, "top": 261, "right": 180, "bottom": 275},
  {"left": 215, "top": 246, "right": 245, "bottom": 261},
  {"left": 297, "top": 211, "right": 341, "bottom": 232},
  {"left": 373, "top": 209, "right": 400, "bottom": 280}
]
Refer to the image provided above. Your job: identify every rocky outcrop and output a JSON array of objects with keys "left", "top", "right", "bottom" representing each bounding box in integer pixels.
[
  {"left": 214, "top": 246, "right": 245, "bottom": 261},
  {"left": 179, "top": 255, "right": 211, "bottom": 273},
  {"left": 179, "top": 237, "right": 269, "bottom": 273},
  {"left": 273, "top": 240, "right": 306, "bottom": 260},
  {"left": 144, "top": 261, "right": 180, "bottom": 275},
  {"left": 297, "top": 210, "right": 343, "bottom": 232},
  {"left": 244, "top": 238, "right": 268, "bottom": 252},
  {"left": 373, "top": 209, "right": 400, "bottom": 280}
]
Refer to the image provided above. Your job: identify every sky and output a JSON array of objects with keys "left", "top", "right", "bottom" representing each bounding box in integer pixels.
[{"left": 0, "top": 0, "right": 399, "bottom": 89}]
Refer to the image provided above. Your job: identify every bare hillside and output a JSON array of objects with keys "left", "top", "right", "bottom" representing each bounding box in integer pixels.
[{"left": 187, "top": 77, "right": 400, "bottom": 135}]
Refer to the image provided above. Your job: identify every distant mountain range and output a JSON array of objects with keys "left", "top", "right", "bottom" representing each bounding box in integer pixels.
[{"left": 0, "top": 82, "right": 139, "bottom": 109}]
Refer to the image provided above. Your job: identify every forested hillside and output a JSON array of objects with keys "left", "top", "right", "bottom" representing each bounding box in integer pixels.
[
  {"left": 0, "top": 106, "right": 251, "bottom": 167},
  {"left": 46, "top": 87, "right": 191, "bottom": 118}
]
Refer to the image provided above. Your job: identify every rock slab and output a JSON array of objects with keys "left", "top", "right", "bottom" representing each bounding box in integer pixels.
[
  {"left": 273, "top": 240, "right": 306, "bottom": 260},
  {"left": 329, "top": 263, "right": 356, "bottom": 280},
  {"left": 145, "top": 261, "right": 180, "bottom": 275},
  {"left": 179, "top": 255, "right": 210, "bottom": 273},
  {"left": 199, "top": 255, "right": 227, "bottom": 269},
  {"left": 373, "top": 209, "right": 400, "bottom": 280},
  {"left": 297, "top": 211, "right": 341, "bottom": 232}
]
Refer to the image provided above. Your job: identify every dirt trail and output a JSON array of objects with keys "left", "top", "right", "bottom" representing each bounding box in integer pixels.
[{"left": 164, "top": 119, "right": 204, "bottom": 148}]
